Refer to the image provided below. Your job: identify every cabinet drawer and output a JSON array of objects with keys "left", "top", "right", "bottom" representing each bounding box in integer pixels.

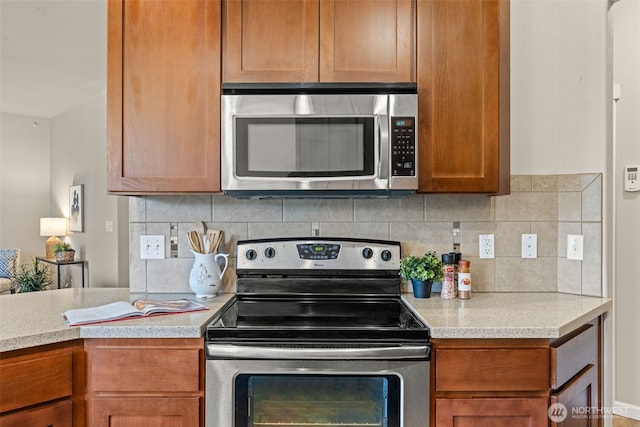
[
  {"left": 0, "top": 352, "right": 73, "bottom": 413},
  {"left": 435, "top": 348, "right": 549, "bottom": 392},
  {"left": 551, "top": 324, "right": 597, "bottom": 390},
  {"left": 0, "top": 399, "right": 72, "bottom": 427},
  {"left": 89, "top": 347, "right": 200, "bottom": 392}
]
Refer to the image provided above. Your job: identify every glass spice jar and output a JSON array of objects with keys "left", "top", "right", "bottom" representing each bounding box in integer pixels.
[
  {"left": 457, "top": 260, "right": 471, "bottom": 299},
  {"left": 441, "top": 253, "right": 457, "bottom": 299}
]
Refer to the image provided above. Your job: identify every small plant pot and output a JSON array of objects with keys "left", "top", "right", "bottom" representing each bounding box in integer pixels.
[
  {"left": 56, "top": 250, "right": 76, "bottom": 262},
  {"left": 411, "top": 279, "right": 433, "bottom": 298}
]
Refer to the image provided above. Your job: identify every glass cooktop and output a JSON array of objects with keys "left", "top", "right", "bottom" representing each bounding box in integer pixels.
[{"left": 206, "top": 297, "right": 429, "bottom": 342}]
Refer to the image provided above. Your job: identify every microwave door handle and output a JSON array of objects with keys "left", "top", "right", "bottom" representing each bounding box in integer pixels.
[{"left": 377, "top": 115, "right": 389, "bottom": 179}]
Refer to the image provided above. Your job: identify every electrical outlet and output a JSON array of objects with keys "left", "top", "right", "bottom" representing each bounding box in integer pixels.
[
  {"left": 521, "top": 234, "right": 537, "bottom": 258},
  {"left": 567, "top": 234, "right": 584, "bottom": 260},
  {"left": 140, "top": 235, "right": 165, "bottom": 259},
  {"left": 479, "top": 234, "right": 495, "bottom": 259}
]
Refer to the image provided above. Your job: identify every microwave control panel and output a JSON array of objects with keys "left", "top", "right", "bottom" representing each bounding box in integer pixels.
[{"left": 390, "top": 117, "right": 416, "bottom": 177}]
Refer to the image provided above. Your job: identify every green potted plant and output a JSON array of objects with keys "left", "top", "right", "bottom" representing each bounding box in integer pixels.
[
  {"left": 14, "top": 258, "right": 53, "bottom": 293},
  {"left": 399, "top": 251, "right": 444, "bottom": 298},
  {"left": 53, "top": 241, "right": 76, "bottom": 262}
]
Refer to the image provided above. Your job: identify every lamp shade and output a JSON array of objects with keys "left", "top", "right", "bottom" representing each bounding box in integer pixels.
[{"left": 40, "top": 217, "right": 67, "bottom": 237}]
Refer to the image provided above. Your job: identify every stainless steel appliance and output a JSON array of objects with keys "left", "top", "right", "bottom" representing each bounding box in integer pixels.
[
  {"left": 221, "top": 83, "right": 418, "bottom": 197},
  {"left": 205, "top": 238, "right": 430, "bottom": 427}
]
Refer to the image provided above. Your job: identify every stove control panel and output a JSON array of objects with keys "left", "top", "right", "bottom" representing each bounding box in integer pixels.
[
  {"left": 297, "top": 243, "right": 341, "bottom": 260},
  {"left": 236, "top": 238, "right": 401, "bottom": 271}
]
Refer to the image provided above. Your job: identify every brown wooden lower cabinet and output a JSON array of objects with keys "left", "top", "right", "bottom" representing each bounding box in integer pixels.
[
  {"left": 550, "top": 364, "right": 599, "bottom": 427},
  {"left": 84, "top": 338, "right": 204, "bottom": 427},
  {"left": 89, "top": 397, "right": 199, "bottom": 427},
  {"left": 436, "top": 397, "right": 549, "bottom": 427},
  {"left": 431, "top": 317, "right": 602, "bottom": 427},
  {"left": 0, "top": 399, "right": 72, "bottom": 427},
  {"left": 0, "top": 340, "right": 84, "bottom": 426}
]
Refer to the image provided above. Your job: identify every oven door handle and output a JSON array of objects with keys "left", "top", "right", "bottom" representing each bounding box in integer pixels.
[{"left": 206, "top": 343, "right": 430, "bottom": 360}]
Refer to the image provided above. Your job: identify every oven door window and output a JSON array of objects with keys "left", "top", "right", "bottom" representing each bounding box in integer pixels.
[
  {"left": 235, "top": 117, "right": 375, "bottom": 177},
  {"left": 235, "top": 374, "right": 400, "bottom": 427}
]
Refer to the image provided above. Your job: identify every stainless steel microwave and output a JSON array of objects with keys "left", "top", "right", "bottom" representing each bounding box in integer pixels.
[{"left": 221, "top": 83, "right": 418, "bottom": 198}]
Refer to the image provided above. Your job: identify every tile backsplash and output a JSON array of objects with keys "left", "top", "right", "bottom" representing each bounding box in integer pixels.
[{"left": 129, "top": 174, "right": 602, "bottom": 297}]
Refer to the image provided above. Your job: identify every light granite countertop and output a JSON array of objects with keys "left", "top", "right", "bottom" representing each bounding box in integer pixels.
[
  {"left": 403, "top": 292, "right": 612, "bottom": 339},
  {"left": 1, "top": 289, "right": 611, "bottom": 352},
  {"left": 0, "top": 288, "right": 234, "bottom": 352}
]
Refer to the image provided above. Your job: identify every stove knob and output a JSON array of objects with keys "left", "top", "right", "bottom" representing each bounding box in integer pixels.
[
  {"left": 380, "top": 250, "right": 393, "bottom": 262},
  {"left": 245, "top": 249, "right": 257, "bottom": 261},
  {"left": 264, "top": 247, "right": 276, "bottom": 259},
  {"left": 362, "top": 247, "right": 374, "bottom": 259}
]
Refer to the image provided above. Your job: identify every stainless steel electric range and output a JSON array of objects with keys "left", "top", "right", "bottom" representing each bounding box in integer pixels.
[{"left": 205, "top": 237, "right": 430, "bottom": 427}]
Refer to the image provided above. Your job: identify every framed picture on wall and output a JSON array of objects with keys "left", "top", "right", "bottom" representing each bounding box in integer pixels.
[{"left": 69, "top": 184, "right": 84, "bottom": 232}]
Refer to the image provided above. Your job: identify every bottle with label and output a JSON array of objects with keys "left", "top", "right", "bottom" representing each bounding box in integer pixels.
[
  {"left": 441, "top": 253, "right": 456, "bottom": 299},
  {"left": 457, "top": 260, "right": 471, "bottom": 299}
]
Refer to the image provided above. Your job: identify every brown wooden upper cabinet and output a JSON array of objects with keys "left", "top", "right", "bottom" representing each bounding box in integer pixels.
[
  {"left": 223, "top": 0, "right": 415, "bottom": 82},
  {"left": 107, "top": 0, "right": 222, "bottom": 193},
  {"left": 417, "top": 0, "right": 510, "bottom": 193}
]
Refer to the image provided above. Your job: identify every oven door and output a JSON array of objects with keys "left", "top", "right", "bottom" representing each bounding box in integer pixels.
[{"left": 206, "top": 346, "right": 429, "bottom": 427}]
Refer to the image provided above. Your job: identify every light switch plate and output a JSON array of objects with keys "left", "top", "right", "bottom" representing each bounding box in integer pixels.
[
  {"left": 141, "top": 235, "right": 165, "bottom": 259},
  {"left": 522, "top": 234, "right": 537, "bottom": 258},
  {"left": 479, "top": 234, "right": 495, "bottom": 259},
  {"left": 567, "top": 234, "right": 584, "bottom": 260}
]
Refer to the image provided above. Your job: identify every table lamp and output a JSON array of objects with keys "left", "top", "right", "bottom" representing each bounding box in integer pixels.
[{"left": 40, "top": 217, "right": 67, "bottom": 258}]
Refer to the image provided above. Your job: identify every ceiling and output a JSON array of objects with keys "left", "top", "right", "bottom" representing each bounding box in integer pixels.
[{"left": 0, "top": 0, "right": 106, "bottom": 119}]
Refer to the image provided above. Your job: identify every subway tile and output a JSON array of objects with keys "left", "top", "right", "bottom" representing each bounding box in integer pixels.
[
  {"left": 460, "top": 222, "right": 497, "bottom": 257},
  {"left": 511, "top": 175, "right": 532, "bottom": 192},
  {"left": 495, "top": 192, "right": 557, "bottom": 221},
  {"left": 582, "top": 222, "right": 602, "bottom": 296},
  {"left": 146, "top": 258, "right": 192, "bottom": 293},
  {"left": 321, "top": 222, "right": 389, "bottom": 240},
  {"left": 495, "top": 222, "right": 530, "bottom": 257},
  {"left": 129, "top": 197, "right": 146, "bottom": 222},
  {"left": 284, "top": 199, "right": 353, "bottom": 222},
  {"left": 582, "top": 175, "right": 602, "bottom": 222},
  {"left": 249, "top": 222, "right": 311, "bottom": 239},
  {"left": 532, "top": 175, "right": 558, "bottom": 192},
  {"left": 129, "top": 223, "right": 146, "bottom": 292},
  {"left": 146, "top": 195, "right": 212, "bottom": 222},
  {"left": 466, "top": 257, "right": 496, "bottom": 292},
  {"left": 495, "top": 258, "right": 557, "bottom": 291},
  {"left": 213, "top": 195, "right": 282, "bottom": 222},
  {"left": 355, "top": 196, "right": 424, "bottom": 221},
  {"left": 424, "top": 194, "right": 494, "bottom": 221},
  {"left": 557, "top": 222, "right": 582, "bottom": 258},
  {"left": 558, "top": 173, "right": 600, "bottom": 192},
  {"left": 557, "top": 258, "right": 582, "bottom": 294},
  {"left": 391, "top": 222, "right": 452, "bottom": 256},
  {"left": 531, "top": 222, "right": 558, "bottom": 257},
  {"left": 558, "top": 192, "right": 582, "bottom": 222}
]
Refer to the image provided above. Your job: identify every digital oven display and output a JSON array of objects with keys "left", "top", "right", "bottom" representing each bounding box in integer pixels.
[{"left": 296, "top": 243, "right": 341, "bottom": 260}]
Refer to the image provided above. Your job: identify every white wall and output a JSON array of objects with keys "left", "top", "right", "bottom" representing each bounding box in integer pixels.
[
  {"left": 49, "top": 91, "right": 128, "bottom": 287},
  {"left": 0, "top": 113, "right": 51, "bottom": 259},
  {"left": 612, "top": 0, "right": 640, "bottom": 417}
]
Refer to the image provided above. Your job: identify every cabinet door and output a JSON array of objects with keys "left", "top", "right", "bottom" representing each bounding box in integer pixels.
[
  {"left": 436, "top": 397, "right": 549, "bottom": 427},
  {"left": 320, "top": 0, "right": 415, "bottom": 82},
  {"left": 223, "top": 0, "right": 319, "bottom": 82},
  {"left": 0, "top": 400, "right": 72, "bottom": 427},
  {"left": 550, "top": 364, "right": 599, "bottom": 427},
  {"left": 89, "top": 397, "right": 199, "bottom": 427},
  {"left": 417, "top": 0, "right": 510, "bottom": 193},
  {"left": 107, "top": 0, "right": 221, "bottom": 193}
]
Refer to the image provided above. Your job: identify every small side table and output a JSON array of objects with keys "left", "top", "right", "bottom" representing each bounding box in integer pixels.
[{"left": 36, "top": 257, "right": 86, "bottom": 289}]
